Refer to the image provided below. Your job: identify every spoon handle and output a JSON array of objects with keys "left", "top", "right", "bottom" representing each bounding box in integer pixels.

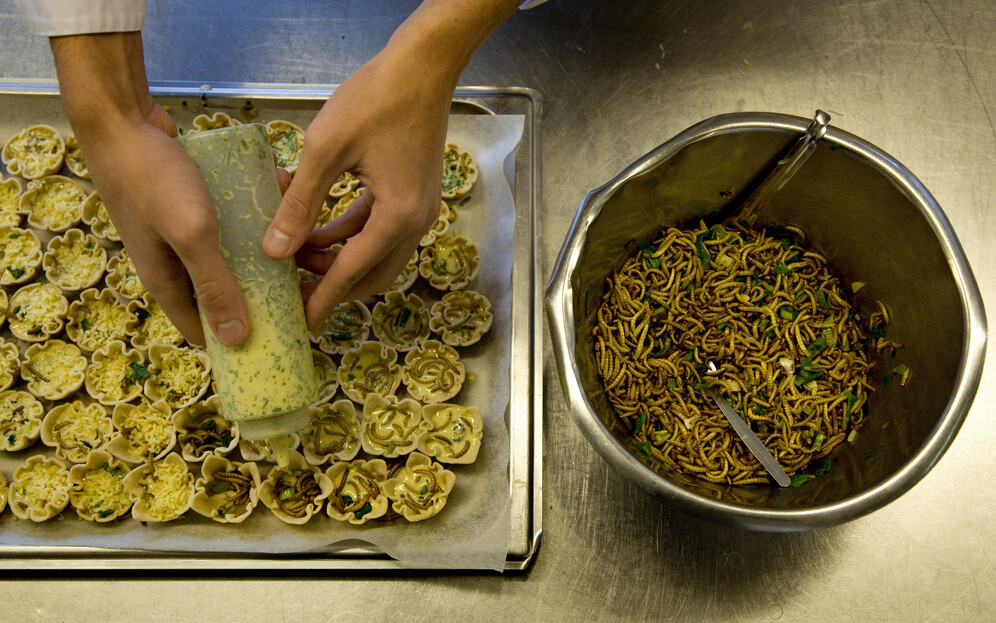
[
  {"left": 705, "top": 388, "right": 792, "bottom": 487},
  {"left": 735, "top": 109, "right": 831, "bottom": 227}
]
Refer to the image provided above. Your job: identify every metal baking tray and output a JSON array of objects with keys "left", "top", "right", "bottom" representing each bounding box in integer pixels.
[{"left": 0, "top": 81, "right": 542, "bottom": 572}]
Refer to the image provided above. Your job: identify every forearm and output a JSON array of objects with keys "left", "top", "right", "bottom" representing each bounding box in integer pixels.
[
  {"left": 384, "top": 0, "right": 522, "bottom": 92},
  {"left": 48, "top": 32, "right": 158, "bottom": 140}
]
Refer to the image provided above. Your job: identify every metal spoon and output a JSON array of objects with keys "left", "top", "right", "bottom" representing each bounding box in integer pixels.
[
  {"left": 704, "top": 385, "right": 791, "bottom": 487},
  {"left": 730, "top": 109, "right": 831, "bottom": 227}
]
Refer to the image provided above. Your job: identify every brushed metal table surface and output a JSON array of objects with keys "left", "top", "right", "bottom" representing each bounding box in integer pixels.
[{"left": 1, "top": 1, "right": 994, "bottom": 621}]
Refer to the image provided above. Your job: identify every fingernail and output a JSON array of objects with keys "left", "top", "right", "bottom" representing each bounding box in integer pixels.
[
  {"left": 264, "top": 228, "right": 293, "bottom": 257},
  {"left": 216, "top": 319, "right": 247, "bottom": 346}
]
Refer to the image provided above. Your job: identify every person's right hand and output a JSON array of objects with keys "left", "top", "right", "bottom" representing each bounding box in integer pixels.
[{"left": 49, "top": 32, "right": 250, "bottom": 347}]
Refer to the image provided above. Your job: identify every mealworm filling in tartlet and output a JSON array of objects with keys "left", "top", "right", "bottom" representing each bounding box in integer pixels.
[
  {"left": 313, "top": 300, "right": 370, "bottom": 353},
  {"left": 430, "top": 290, "right": 492, "bottom": 346},
  {"left": 373, "top": 294, "right": 429, "bottom": 350},
  {"left": 208, "top": 469, "right": 254, "bottom": 518},
  {"left": 308, "top": 408, "right": 356, "bottom": 457},
  {"left": 420, "top": 405, "right": 482, "bottom": 462},
  {"left": 394, "top": 463, "right": 446, "bottom": 513},
  {"left": 419, "top": 235, "right": 480, "bottom": 291},
  {"left": 403, "top": 341, "right": 464, "bottom": 401},
  {"left": 363, "top": 399, "right": 422, "bottom": 456},
  {"left": 329, "top": 463, "right": 382, "bottom": 519},
  {"left": 272, "top": 469, "right": 321, "bottom": 518},
  {"left": 178, "top": 410, "right": 234, "bottom": 455},
  {"left": 49, "top": 402, "right": 110, "bottom": 461}
]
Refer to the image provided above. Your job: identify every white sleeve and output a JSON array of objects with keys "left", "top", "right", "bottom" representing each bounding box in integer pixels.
[
  {"left": 520, "top": 0, "right": 548, "bottom": 8},
  {"left": 13, "top": 0, "right": 145, "bottom": 36}
]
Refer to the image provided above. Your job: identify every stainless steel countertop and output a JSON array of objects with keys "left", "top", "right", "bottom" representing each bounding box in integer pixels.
[{"left": 2, "top": 1, "right": 994, "bottom": 620}]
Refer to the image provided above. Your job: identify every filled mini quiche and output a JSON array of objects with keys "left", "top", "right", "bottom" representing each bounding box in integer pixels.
[
  {"left": 325, "top": 457, "right": 390, "bottom": 524},
  {"left": 21, "top": 339, "right": 87, "bottom": 400},
  {"left": 370, "top": 291, "right": 430, "bottom": 352},
  {"left": 42, "top": 228, "right": 107, "bottom": 291},
  {"left": 2, "top": 124, "right": 65, "bottom": 180},
  {"left": 40, "top": 398, "right": 113, "bottom": 463},
  {"left": 359, "top": 393, "right": 425, "bottom": 459},
  {"left": 301, "top": 400, "right": 361, "bottom": 465},
  {"left": 105, "top": 249, "right": 148, "bottom": 301},
  {"left": 310, "top": 348, "right": 339, "bottom": 406},
  {"left": 401, "top": 339, "right": 466, "bottom": 404},
  {"left": 84, "top": 339, "right": 147, "bottom": 405},
  {"left": 440, "top": 142, "right": 478, "bottom": 199},
  {"left": 266, "top": 120, "right": 304, "bottom": 174},
  {"left": 123, "top": 452, "right": 195, "bottom": 522},
  {"left": 67, "top": 450, "right": 133, "bottom": 522},
  {"left": 81, "top": 192, "right": 120, "bottom": 241},
  {"left": 7, "top": 282, "right": 69, "bottom": 341},
  {"left": 18, "top": 174, "right": 87, "bottom": 232},
  {"left": 418, "top": 233, "right": 480, "bottom": 291},
  {"left": 106, "top": 399, "right": 177, "bottom": 464},
  {"left": 419, "top": 200, "right": 452, "bottom": 247},
  {"left": 416, "top": 403, "right": 484, "bottom": 464},
  {"left": 143, "top": 344, "right": 212, "bottom": 409},
  {"left": 64, "top": 132, "right": 89, "bottom": 179},
  {"left": 172, "top": 395, "right": 239, "bottom": 462},
  {"left": 0, "top": 176, "right": 23, "bottom": 227},
  {"left": 0, "top": 337, "right": 19, "bottom": 390},
  {"left": 428, "top": 290, "right": 493, "bottom": 347},
  {"left": 382, "top": 452, "right": 456, "bottom": 522},
  {"left": 0, "top": 225, "right": 42, "bottom": 286},
  {"left": 310, "top": 299, "right": 372, "bottom": 355},
  {"left": 338, "top": 341, "right": 402, "bottom": 404},
  {"left": 7, "top": 454, "right": 71, "bottom": 522},
  {"left": 190, "top": 453, "right": 261, "bottom": 524},
  {"left": 125, "top": 294, "right": 185, "bottom": 350},
  {"left": 258, "top": 450, "right": 333, "bottom": 525},
  {"left": 0, "top": 389, "right": 45, "bottom": 451},
  {"left": 66, "top": 288, "right": 132, "bottom": 352}
]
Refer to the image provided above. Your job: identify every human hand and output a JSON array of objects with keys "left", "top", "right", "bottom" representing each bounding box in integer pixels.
[
  {"left": 263, "top": 0, "right": 520, "bottom": 332},
  {"left": 50, "top": 33, "right": 250, "bottom": 346}
]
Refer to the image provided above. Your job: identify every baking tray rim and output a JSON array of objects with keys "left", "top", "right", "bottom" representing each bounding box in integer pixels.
[{"left": 0, "top": 80, "right": 543, "bottom": 573}]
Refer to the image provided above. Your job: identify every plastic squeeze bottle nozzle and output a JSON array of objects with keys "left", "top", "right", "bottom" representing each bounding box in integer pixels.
[{"left": 178, "top": 123, "right": 317, "bottom": 444}]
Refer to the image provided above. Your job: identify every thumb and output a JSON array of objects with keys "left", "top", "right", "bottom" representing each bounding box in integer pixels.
[{"left": 263, "top": 163, "right": 329, "bottom": 260}]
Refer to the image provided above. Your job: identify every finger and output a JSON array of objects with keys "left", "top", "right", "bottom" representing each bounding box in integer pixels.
[
  {"left": 164, "top": 213, "right": 250, "bottom": 346},
  {"left": 263, "top": 153, "right": 335, "bottom": 260},
  {"left": 306, "top": 192, "right": 373, "bottom": 248},
  {"left": 131, "top": 245, "right": 208, "bottom": 346},
  {"left": 275, "top": 165, "right": 291, "bottom": 194},
  {"left": 304, "top": 224, "right": 421, "bottom": 330}
]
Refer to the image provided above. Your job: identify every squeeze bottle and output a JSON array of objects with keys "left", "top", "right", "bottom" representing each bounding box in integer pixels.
[{"left": 178, "top": 123, "right": 316, "bottom": 443}]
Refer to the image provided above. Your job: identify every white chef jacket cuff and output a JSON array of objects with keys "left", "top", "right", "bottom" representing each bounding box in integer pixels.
[{"left": 13, "top": 0, "right": 145, "bottom": 36}]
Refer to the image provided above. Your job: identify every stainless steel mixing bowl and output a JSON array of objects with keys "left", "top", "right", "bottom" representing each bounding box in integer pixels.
[{"left": 545, "top": 112, "right": 987, "bottom": 531}]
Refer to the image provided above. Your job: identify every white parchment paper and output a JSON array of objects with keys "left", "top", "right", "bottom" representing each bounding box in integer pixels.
[{"left": 0, "top": 113, "right": 526, "bottom": 572}]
